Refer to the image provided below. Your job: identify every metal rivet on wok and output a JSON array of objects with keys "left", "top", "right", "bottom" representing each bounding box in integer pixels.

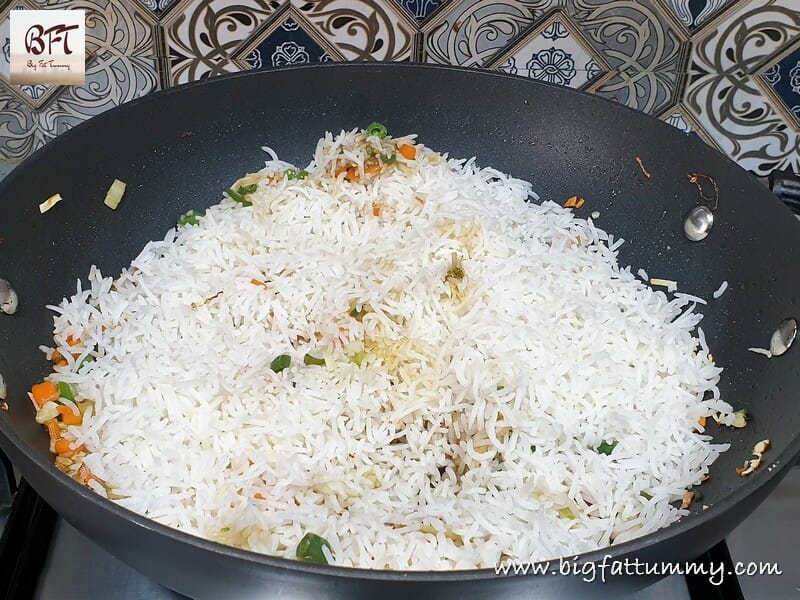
[
  {"left": 770, "top": 318, "right": 797, "bottom": 357},
  {"left": 0, "top": 278, "right": 18, "bottom": 315},
  {"left": 683, "top": 205, "right": 714, "bottom": 242}
]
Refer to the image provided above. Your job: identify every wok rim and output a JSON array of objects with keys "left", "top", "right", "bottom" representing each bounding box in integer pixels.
[{"left": 1, "top": 61, "right": 799, "bottom": 583}]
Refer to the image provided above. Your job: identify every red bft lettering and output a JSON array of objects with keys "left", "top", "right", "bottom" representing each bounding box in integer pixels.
[{"left": 24, "top": 24, "right": 79, "bottom": 55}]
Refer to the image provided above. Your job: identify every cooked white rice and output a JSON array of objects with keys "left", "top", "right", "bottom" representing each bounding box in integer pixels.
[{"left": 43, "top": 128, "right": 733, "bottom": 570}]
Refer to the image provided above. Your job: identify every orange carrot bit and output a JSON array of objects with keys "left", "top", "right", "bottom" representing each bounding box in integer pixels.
[
  {"left": 57, "top": 405, "right": 83, "bottom": 426},
  {"left": 54, "top": 438, "right": 74, "bottom": 454},
  {"left": 31, "top": 381, "right": 59, "bottom": 407},
  {"left": 563, "top": 196, "right": 579, "bottom": 208},
  {"left": 66, "top": 335, "right": 81, "bottom": 346},
  {"left": 46, "top": 419, "right": 61, "bottom": 440},
  {"left": 364, "top": 161, "right": 381, "bottom": 175},
  {"left": 698, "top": 416, "right": 707, "bottom": 428},
  {"left": 56, "top": 359, "right": 68, "bottom": 368},
  {"left": 51, "top": 348, "right": 63, "bottom": 363},
  {"left": 345, "top": 166, "right": 360, "bottom": 182},
  {"left": 250, "top": 279, "right": 268, "bottom": 289},
  {"left": 575, "top": 198, "right": 585, "bottom": 209},
  {"left": 372, "top": 203, "right": 383, "bottom": 217},
  {"left": 398, "top": 144, "right": 416, "bottom": 160},
  {"left": 254, "top": 492, "right": 266, "bottom": 500},
  {"left": 55, "top": 440, "right": 85, "bottom": 457}
]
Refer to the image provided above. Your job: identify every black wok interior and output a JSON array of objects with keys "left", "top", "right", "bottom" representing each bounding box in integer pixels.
[{"left": 0, "top": 64, "right": 799, "bottom": 599}]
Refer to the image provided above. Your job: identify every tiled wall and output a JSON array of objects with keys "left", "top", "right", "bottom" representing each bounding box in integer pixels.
[{"left": 0, "top": 0, "right": 798, "bottom": 176}]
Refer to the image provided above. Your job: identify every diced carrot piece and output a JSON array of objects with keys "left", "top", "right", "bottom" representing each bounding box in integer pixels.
[
  {"left": 698, "top": 416, "right": 707, "bottom": 427},
  {"left": 58, "top": 405, "right": 82, "bottom": 426},
  {"left": 56, "top": 359, "right": 68, "bottom": 367},
  {"left": 365, "top": 162, "right": 381, "bottom": 175},
  {"left": 345, "top": 166, "right": 359, "bottom": 182},
  {"left": 46, "top": 419, "right": 61, "bottom": 440},
  {"left": 54, "top": 438, "right": 73, "bottom": 454},
  {"left": 254, "top": 492, "right": 265, "bottom": 500},
  {"left": 250, "top": 279, "right": 268, "bottom": 289},
  {"left": 51, "top": 349, "right": 63, "bottom": 363},
  {"left": 564, "top": 195, "right": 578, "bottom": 208},
  {"left": 398, "top": 144, "right": 416, "bottom": 160},
  {"left": 31, "top": 381, "right": 59, "bottom": 407},
  {"left": 575, "top": 198, "right": 585, "bottom": 209},
  {"left": 372, "top": 203, "right": 382, "bottom": 217},
  {"left": 66, "top": 335, "right": 80, "bottom": 346},
  {"left": 55, "top": 439, "right": 85, "bottom": 457}
]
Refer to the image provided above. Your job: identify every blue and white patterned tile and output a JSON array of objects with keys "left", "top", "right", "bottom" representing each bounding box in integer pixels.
[
  {"left": 663, "top": 112, "right": 692, "bottom": 134},
  {"left": 489, "top": 14, "right": 607, "bottom": 90},
  {"left": 163, "top": 0, "right": 279, "bottom": 85},
  {"left": 422, "top": 0, "right": 557, "bottom": 67},
  {"left": 656, "top": 0, "right": 735, "bottom": 31},
  {"left": 565, "top": 0, "right": 687, "bottom": 115},
  {"left": 394, "top": 0, "right": 447, "bottom": 23},
  {"left": 135, "top": 0, "right": 180, "bottom": 17},
  {"left": 295, "top": 0, "right": 414, "bottom": 62},
  {"left": 0, "top": 55, "right": 160, "bottom": 160},
  {"left": 41, "top": 0, "right": 159, "bottom": 58},
  {"left": 685, "top": 0, "right": 800, "bottom": 175},
  {"left": 238, "top": 14, "right": 336, "bottom": 70},
  {"left": 759, "top": 44, "right": 800, "bottom": 126},
  {"left": 0, "top": 1, "right": 61, "bottom": 108}
]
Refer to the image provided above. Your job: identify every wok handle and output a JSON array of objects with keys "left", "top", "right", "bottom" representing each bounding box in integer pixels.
[{"left": 769, "top": 170, "right": 800, "bottom": 214}]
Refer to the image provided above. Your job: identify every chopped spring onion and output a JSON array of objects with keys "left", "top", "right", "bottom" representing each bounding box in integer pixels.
[
  {"left": 557, "top": 506, "right": 576, "bottom": 519},
  {"left": 363, "top": 470, "right": 380, "bottom": 488},
  {"left": 349, "top": 351, "right": 366, "bottom": 367},
  {"left": 303, "top": 353, "right": 326, "bottom": 367},
  {"left": 640, "top": 491, "right": 653, "bottom": 500},
  {"left": 103, "top": 179, "right": 127, "bottom": 210},
  {"left": 381, "top": 153, "right": 396, "bottom": 164},
  {"left": 596, "top": 439, "right": 618, "bottom": 456},
  {"left": 77, "top": 355, "right": 95, "bottom": 372},
  {"left": 236, "top": 183, "right": 258, "bottom": 195},
  {"left": 296, "top": 532, "right": 334, "bottom": 565},
  {"left": 270, "top": 354, "right": 291, "bottom": 373},
  {"left": 366, "top": 122, "right": 388, "bottom": 139},
  {"left": 57, "top": 381, "right": 75, "bottom": 402},
  {"left": 178, "top": 210, "right": 203, "bottom": 227},
  {"left": 731, "top": 409, "right": 748, "bottom": 428},
  {"left": 713, "top": 409, "right": 749, "bottom": 428},
  {"left": 39, "top": 193, "right": 63, "bottom": 214},
  {"left": 285, "top": 169, "right": 309, "bottom": 180},
  {"left": 226, "top": 188, "right": 252, "bottom": 207}
]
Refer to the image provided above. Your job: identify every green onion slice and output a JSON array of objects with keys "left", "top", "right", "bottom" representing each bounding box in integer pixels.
[
  {"left": 270, "top": 354, "right": 291, "bottom": 373},
  {"left": 296, "top": 532, "right": 334, "bottom": 565}
]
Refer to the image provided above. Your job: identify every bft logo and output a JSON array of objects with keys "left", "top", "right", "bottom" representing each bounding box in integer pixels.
[
  {"left": 25, "top": 23, "right": 80, "bottom": 56},
  {"left": 10, "top": 10, "right": 85, "bottom": 86}
]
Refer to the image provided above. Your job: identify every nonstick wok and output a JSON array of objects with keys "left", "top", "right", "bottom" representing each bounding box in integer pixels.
[{"left": 0, "top": 63, "right": 799, "bottom": 599}]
